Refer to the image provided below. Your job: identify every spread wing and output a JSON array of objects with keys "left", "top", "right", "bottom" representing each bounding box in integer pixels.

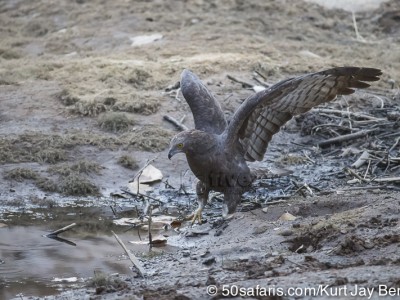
[
  {"left": 225, "top": 67, "right": 382, "bottom": 161},
  {"left": 180, "top": 69, "right": 227, "bottom": 134}
]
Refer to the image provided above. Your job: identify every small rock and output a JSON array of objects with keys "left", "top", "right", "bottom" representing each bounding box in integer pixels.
[
  {"left": 182, "top": 250, "right": 190, "bottom": 257},
  {"left": 279, "top": 229, "right": 294, "bottom": 236},
  {"left": 203, "top": 257, "right": 216, "bottom": 266},
  {"left": 253, "top": 225, "right": 268, "bottom": 234},
  {"left": 292, "top": 223, "right": 301, "bottom": 228},
  {"left": 200, "top": 250, "right": 210, "bottom": 258},
  {"left": 279, "top": 212, "right": 297, "bottom": 221},
  {"left": 363, "top": 240, "right": 375, "bottom": 249},
  {"left": 262, "top": 207, "right": 269, "bottom": 213},
  {"left": 9, "top": 188, "right": 15, "bottom": 192},
  {"left": 206, "top": 275, "right": 216, "bottom": 286}
]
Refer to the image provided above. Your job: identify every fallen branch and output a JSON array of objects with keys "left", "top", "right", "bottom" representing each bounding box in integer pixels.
[
  {"left": 372, "top": 177, "right": 400, "bottom": 183},
  {"left": 318, "top": 129, "right": 377, "bottom": 147},
  {"left": 352, "top": 150, "right": 370, "bottom": 169},
  {"left": 111, "top": 230, "right": 145, "bottom": 277},
  {"left": 312, "top": 108, "right": 384, "bottom": 121},
  {"left": 265, "top": 199, "right": 288, "bottom": 205},
  {"left": 46, "top": 223, "right": 76, "bottom": 237},
  {"left": 163, "top": 115, "right": 188, "bottom": 131},
  {"left": 344, "top": 167, "right": 370, "bottom": 183},
  {"left": 120, "top": 188, "right": 164, "bottom": 204},
  {"left": 148, "top": 205, "right": 153, "bottom": 251},
  {"left": 227, "top": 74, "right": 254, "bottom": 88}
]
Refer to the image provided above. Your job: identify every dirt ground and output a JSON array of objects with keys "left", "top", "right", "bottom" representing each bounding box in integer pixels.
[{"left": 1, "top": 0, "right": 400, "bottom": 299}]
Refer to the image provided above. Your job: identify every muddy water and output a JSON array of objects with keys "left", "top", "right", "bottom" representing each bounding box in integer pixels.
[{"left": 0, "top": 206, "right": 163, "bottom": 299}]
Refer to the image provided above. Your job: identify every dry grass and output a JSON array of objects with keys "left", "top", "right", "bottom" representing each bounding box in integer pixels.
[
  {"left": 4, "top": 167, "right": 38, "bottom": 182},
  {"left": 0, "top": 128, "right": 172, "bottom": 166},
  {"left": 117, "top": 155, "right": 138, "bottom": 170},
  {"left": 277, "top": 154, "right": 310, "bottom": 165},
  {"left": 111, "top": 94, "right": 160, "bottom": 115},
  {"left": 98, "top": 112, "right": 135, "bottom": 132},
  {"left": 59, "top": 173, "right": 100, "bottom": 196},
  {"left": 121, "top": 126, "right": 173, "bottom": 152},
  {"left": 0, "top": 48, "right": 21, "bottom": 60},
  {"left": 57, "top": 89, "right": 80, "bottom": 106},
  {"left": 34, "top": 177, "right": 59, "bottom": 193},
  {"left": 36, "top": 149, "right": 67, "bottom": 164},
  {"left": 87, "top": 271, "right": 128, "bottom": 294},
  {"left": 49, "top": 160, "right": 102, "bottom": 176}
]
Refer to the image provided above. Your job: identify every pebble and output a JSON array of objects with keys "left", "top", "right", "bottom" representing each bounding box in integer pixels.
[
  {"left": 279, "top": 229, "right": 294, "bottom": 236},
  {"left": 202, "top": 257, "right": 216, "bottom": 266}
]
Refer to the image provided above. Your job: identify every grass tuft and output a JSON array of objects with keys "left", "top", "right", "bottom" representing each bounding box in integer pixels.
[
  {"left": 117, "top": 155, "right": 138, "bottom": 170},
  {"left": 98, "top": 112, "right": 135, "bottom": 132},
  {"left": 59, "top": 173, "right": 100, "bottom": 196},
  {"left": 49, "top": 160, "right": 102, "bottom": 176},
  {"left": 4, "top": 168, "right": 38, "bottom": 182}
]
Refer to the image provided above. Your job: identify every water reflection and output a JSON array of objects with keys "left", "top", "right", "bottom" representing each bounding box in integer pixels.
[{"left": 0, "top": 225, "right": 135, "bottom": 299}]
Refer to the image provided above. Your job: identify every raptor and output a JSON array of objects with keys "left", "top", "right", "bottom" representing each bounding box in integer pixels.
[{"left": 168, "top": 67, "right": 382, "bottom": 223}]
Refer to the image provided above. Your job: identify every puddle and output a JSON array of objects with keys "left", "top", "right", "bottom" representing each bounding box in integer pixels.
[{"left": 0, "top": 206, "right": 175, "bottom": 299}]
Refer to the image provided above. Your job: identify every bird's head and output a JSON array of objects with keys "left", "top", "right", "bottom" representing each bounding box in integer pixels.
[
  {"left": 168, "top": 131, "right": 189, "bottom": 159},
  {"left": 168, "top": 130, "right": 217, "bottom": 159}
]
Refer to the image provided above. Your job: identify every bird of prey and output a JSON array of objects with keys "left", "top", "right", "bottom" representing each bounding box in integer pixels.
[{"left": 168, "top": 67, "right": 381, "bottom": 223}]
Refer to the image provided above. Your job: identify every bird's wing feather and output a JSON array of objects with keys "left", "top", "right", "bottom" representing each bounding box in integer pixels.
[
  {"left": 180, "top": 69, "right": 227, "bottom": 134},
  {"left": 225, "top": 67, "right": 382, "bottom": 161}
]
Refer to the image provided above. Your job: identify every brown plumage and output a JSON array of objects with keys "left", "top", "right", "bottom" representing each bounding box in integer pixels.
[{"left": 168, "top": 67, "right": 382, "bottom": 222}]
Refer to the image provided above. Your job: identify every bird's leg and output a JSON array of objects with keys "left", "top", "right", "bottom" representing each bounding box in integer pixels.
[
  {"left": 222, "top": 190, "right": 242, "bottom": 217},
  {"left": 187, "top": 181, "right": 209, "bottom": 225}
]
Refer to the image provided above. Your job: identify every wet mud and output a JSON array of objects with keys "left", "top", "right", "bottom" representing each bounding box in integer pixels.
[{"left": 1, "top": 0, "right": 400, "bottom": 299}]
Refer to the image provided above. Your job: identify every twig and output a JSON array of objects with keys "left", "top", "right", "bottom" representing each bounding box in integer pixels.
[
  {"left": 111, "top": 230, "right": 145, "bottom": 277},
  {"left": 389, "top": 136, "right": 400, "bottom": 153},
  {"left": 46, "top": 223, "right": 76, "bottom": 237},
  {"left": 372, "top": 177, "right": 400, "bottom": 183},
  {"left": 312, "top": 108, "right": 383, "bottom": 121},
  {"left": 227, "top": 74, "right": 254, "bottom": 88},
  {"left": 163, "top": 115, "right": 189, "bottom": 131},
  {"left": 318, "top": 185, "right": 393, "bottom": 195},
  {"left": 352, "top": 12, "right": 366, "bottom": 42},
  {"left": 318, "top": 129, "right": 377, "bottom": 147},
  {"left": 265, "top": 199, "right": 288, "bottom": 205},
  {"left": 254, "top": 70, "right": 267, "bottom": 80},
  {"left": 120, "top": 188, "right": 164, "bottom": 204},
  {"left": 352, "top": 150, "right": 370, "bottom": 169},
  {"left": 129, "top": 155, "right": 159, "bottom": 183},
  {"left": 344, "top": 167, "right": 370, "bottom": 183},
  {"left": 148, "top": 205, "right": 153, "bottom": 251}
]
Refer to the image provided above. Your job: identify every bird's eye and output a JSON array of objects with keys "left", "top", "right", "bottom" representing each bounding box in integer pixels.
[{"left": 177, "top": 143, "right": 184, "bottom": 149}]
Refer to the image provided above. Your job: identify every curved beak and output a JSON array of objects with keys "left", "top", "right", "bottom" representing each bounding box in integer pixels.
[{"left": 168, "top": 147, "right": 180, "bottom": 160}]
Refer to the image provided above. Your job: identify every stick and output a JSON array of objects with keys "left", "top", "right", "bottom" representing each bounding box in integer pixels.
[
  {"left": 129, "top": 155, "right": 159, "bottom": 183},
  {"left": 148, "top": 205, "right": 153, "bottom": 251},
  {"left": 265, "top": 200, "right": 288, "bottom": 205},
  {"left": 372, "top": 177, "right": 400, "bottom": 183},
  {"left": 352, "top": 150, "right": 370, "bottom": 169},
  {"left": 120, "top": 188, "right": 164, "bottom": 204},
  {"left": 46, "top": 223, "right": 76, "bottom": 237},
  {"left": 345, "top": 167, "right": 370, "bottom": 183},
  {"left": 111, "top": 231, "right": 145, "bottom": 277},
  {"left": 312, "top": 108, "right": 383, "bottom": 121},
  {"left": 227, "top": 74, "right": 254, "bottom": 88},
  {"left": 318, "top": 130, "right": 377, "bottom": 147},
  {"left": 352, "top": 11, "right": 366, "bottom": 42},
  {"left": 163, "top": 115, "right": 188, "bottom": 131}
]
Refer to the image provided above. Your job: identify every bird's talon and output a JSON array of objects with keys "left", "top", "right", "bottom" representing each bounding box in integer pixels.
[{"left": 186, "top": 208, "right": 203, "bottom": 225}]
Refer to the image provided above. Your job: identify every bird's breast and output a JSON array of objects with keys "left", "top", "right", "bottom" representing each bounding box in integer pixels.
[{"left": 186, "top": 149, "right": 251, "bottom": 191}]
